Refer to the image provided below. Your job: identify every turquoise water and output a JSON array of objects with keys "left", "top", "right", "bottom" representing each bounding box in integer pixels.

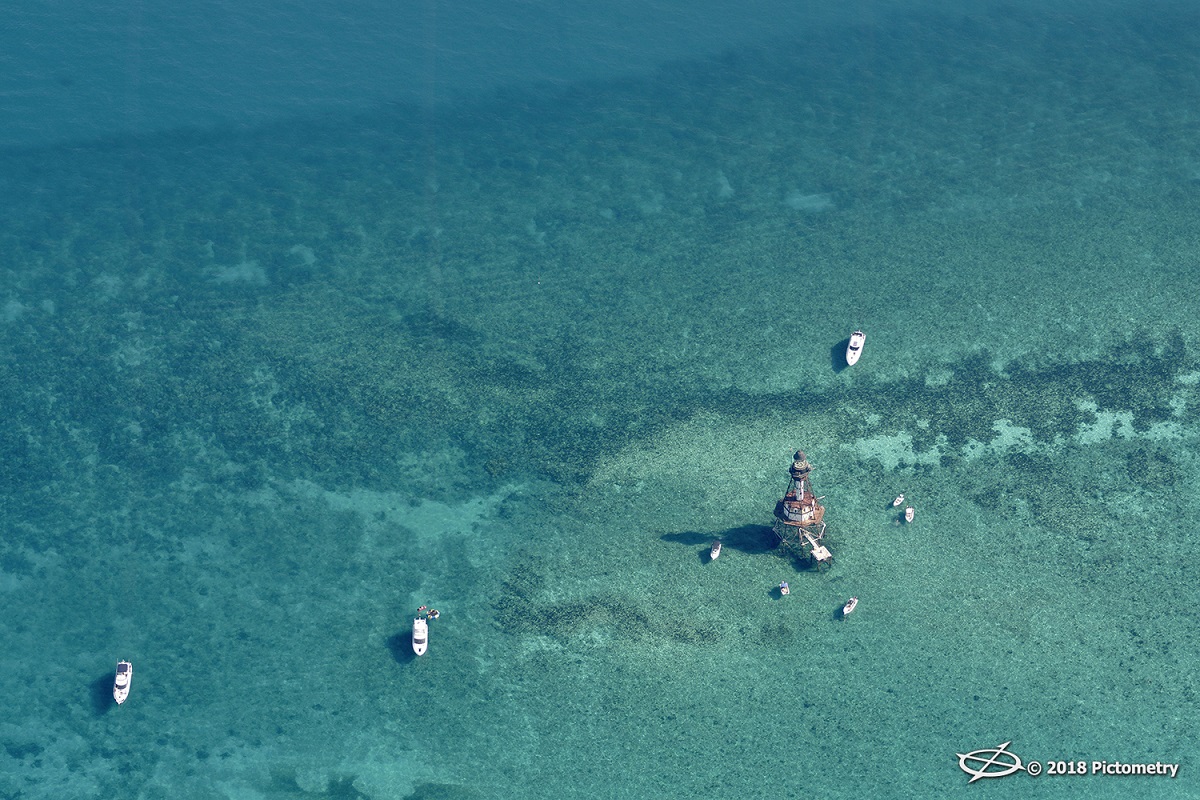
[{"left": 2, "top": 3, "right": 1199, "bottom": 798}]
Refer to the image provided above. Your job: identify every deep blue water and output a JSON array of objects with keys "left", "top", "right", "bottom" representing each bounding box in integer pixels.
[{"left": 0, "top": 0, "right": 916, "bottom": 150}]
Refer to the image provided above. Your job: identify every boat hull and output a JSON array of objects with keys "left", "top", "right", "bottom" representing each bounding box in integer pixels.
[
  {"left": 842, "top": 597, "right": 858, "bottom": 617},
  {"left": 845, "top": 330, "right": 865, "bottom": 366},
  {"left": 113, "top": 661, "right": 132, "bottom": 705},
  {"left": 412, "top": 618, "right": 429, "bottom": 656}
]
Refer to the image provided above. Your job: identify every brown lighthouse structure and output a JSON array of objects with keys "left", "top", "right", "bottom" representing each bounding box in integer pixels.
[{"left": 772, "top": 450, "right": 833, "bottom": 566}]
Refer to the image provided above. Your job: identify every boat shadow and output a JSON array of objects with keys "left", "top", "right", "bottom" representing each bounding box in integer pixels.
[
  {"left": 90, "top": 673, "right": 116, "bottom": 715},
  {"left": 661, "top": 524, "right": 779, "bottom": 563},
  {"left": 386, "top": 631, "right": 419, "bottom": 665},
  {"left": 830, "top": 338, "right": 851, "bottom": 372}
]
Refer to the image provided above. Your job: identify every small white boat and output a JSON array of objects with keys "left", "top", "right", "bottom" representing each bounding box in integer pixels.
[
  {"left": 113, "top": 660, "right": 132, "bottom": 705},
  {"left": 842, "top": 597, "right": 858, "bottom": 616},
  {"left": 779, "top": 581, "right": 790, "bottom": 596},
  {"left": 845, "top": 330, "right": 866, "bottom": 366},
  {"left": 710, "top": 540, "right": 721, "bottom": 560},
  {"left": 412, "top": 616, "right": 428, "bottom": 656},
  {"left": 904, "top": 506, "right": 915, "bottom": 523},
  {"left": 892, "top": 493, "right": 905, "bottom": 507}
]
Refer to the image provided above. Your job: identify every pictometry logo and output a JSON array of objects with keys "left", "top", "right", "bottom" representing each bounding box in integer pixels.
[{"left": 958, "top": 741, "right": 1025, "bottom": 783}]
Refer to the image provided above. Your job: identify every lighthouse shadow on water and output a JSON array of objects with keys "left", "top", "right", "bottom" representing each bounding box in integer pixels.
[{"left": 660, "top": 524, "right": 777, "bottom": 562}]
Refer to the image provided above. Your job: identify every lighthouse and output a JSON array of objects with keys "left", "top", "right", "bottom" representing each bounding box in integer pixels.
[{"left": 771, "top": 450, "right": 833, "bottom": 566}]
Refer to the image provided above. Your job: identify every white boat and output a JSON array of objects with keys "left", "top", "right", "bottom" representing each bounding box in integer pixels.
[
  {"left": 845, "top": 330, "right": 865, "bottom": 366},
  {"left": 779, "top": 581, "right": 790, "bottom": 596},
  {"left": 412, "top": 616, "right": 429, "bottom": 656},
  {"left": 842, "top": 597, "right": 858, "bottom": 616},
  {"left": 904, "top": 506, "right": 915, "bottom": 523},
  {"left": 710, "top": 540, "right": 721, "bottom": 560},
  {"left": 113, "top": 660, "right": 132, "bottom": 705},
  {"left": 892, "top": 493, "right": 905, "bottom": 507}
]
